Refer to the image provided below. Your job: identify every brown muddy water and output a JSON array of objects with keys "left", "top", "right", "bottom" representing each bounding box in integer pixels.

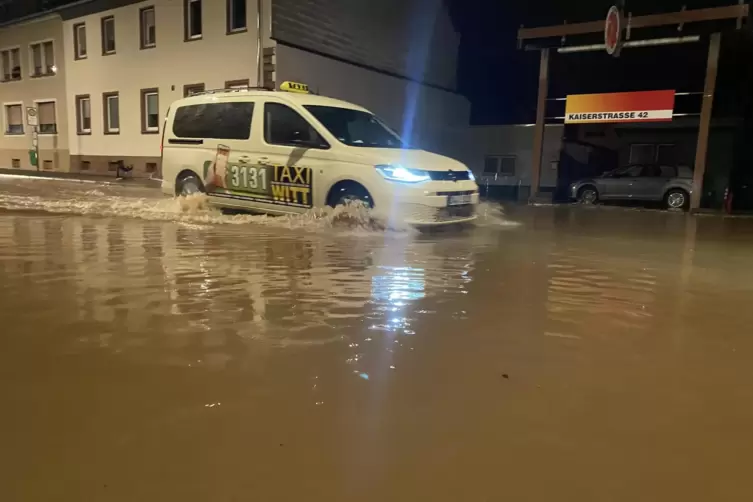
[{"left": 1, "top": 177, "right": 753, "bottom": 501}]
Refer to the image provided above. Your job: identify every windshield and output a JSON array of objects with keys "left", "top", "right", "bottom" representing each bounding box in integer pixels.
[{"left": 304, "top": 105, "right": 410, "bottom": 148}]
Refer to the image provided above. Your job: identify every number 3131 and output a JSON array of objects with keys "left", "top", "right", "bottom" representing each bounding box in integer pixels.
[{"left": 229, "top": 165, "right": 267, "bottom": 191}]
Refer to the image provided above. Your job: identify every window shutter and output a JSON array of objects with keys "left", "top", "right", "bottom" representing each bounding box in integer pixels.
[
  {"left": 38, "top": 102, "right": 55, "bottom": 124},
  {"left": 8, "top": 105, "right": 22, "bottom": 125}
]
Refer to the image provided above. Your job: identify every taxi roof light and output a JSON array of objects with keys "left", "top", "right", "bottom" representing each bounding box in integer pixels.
[{"left": 280, "top": 81, "right": 310, "bottom": 94}]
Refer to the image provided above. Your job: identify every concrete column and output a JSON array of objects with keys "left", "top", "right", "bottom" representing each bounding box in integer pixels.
[{"left": 691, "top": 32, "right": 721, "bottom": 210}]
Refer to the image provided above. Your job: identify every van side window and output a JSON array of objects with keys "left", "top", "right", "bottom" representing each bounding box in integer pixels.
[
  {"left": 264, "top": 102, "right": 328, "bottom": 149},
  {"left": 173, "top": 102, "right": 253, "bottom": 140}
]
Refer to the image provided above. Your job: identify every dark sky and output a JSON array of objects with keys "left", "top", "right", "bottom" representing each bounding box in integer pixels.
[{"left": 449, "top": 0, "right": 752, "bottom": 124}]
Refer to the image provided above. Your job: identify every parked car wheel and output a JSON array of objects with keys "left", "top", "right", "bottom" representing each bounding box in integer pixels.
[
  {"left": 577, "top": 185, "right": 599, "bottom": 205},
  {"left": 176, "top": 172, "right": 205, "bottom": 196},
  {"left": 665, "top": 188, "right": 689, "bottom": 211}
]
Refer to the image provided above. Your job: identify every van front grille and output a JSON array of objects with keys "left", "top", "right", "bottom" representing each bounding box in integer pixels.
[{"left": 428, "top": 170, "right": 471, "bottom": 182}]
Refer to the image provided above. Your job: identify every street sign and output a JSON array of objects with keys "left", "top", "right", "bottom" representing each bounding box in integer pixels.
[
  {"left": 565, "top": 90, "right": 676, "bottom": 124},
  {"left": 605, "top": 6, "right": 624, "bottom": 57},
  {"left": 26, "top": 107, "right": 38, "bottom": 126}
]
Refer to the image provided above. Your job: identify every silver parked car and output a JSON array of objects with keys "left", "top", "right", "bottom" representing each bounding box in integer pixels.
[{"left": 569, "top": 164, "right": 693, "bottom": 210}]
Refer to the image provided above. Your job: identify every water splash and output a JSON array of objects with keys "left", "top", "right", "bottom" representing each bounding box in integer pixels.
[
  {"left": 0, "top": 191, "right": 410, "bottom": 234},
  {"left": 474, "top": 202, "right": 521, "bottom": 228}
]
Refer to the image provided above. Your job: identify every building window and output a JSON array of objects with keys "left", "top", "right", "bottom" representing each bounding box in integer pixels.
[
  {"left": 146, "top": 162, "right": 157, "bottom": 173},
  {"left": 183, "top": 83, "right": 205, "bottom": 97},
  {"left": 81, "top": 160, "right": 91, "bottom": 171},
  {"left": 101, "top": 16, "right": 116, "bottom": 54},
  {"left": 29, "top": 41, "right": 55, "bottom": 77},
  {"left": 43, "top": 160, "right": 53, "bottom": 170},
  {"left": 185, "top": 0, "right": 203, "bottom": 40},
  {"left": 103, "top": 92, "right": 119, "bottom": 134},
  {"left": 76, "top": 95, "right": 91, "bottom": 134},
  {"left": 1, "top": 48, "right": 21, "bottom": 81},
  {"left": 11, "top": 158, "right": 20, "bottom": 168},
  {"left": 140, "top": 7, "right": 156, "bottom": 49},
  {"left": 500, "top": 157, "right": 515, "bottom": 175},
  {"left": 225, "top": 79, "right": 249, "bottom": 89},
  {"left": 4, "top": 104, "right": 23, "bottom": 135},
  {"left": 483, "top": 156, "right": 516, "bottom": 177},
  {"left": 173, "top": 102, "right": 254, "bottom": 140},
  {"left": 74, "top": 23, "right": 87, "bottom": 59},
  {"left": 141, "top": 88, "right": 159, "bottom": 133},
  {"left": 483, "top": 156, "right": 498, "bottom": 175},
  {"left": 108, "top": 161, "right": 119, "bottom": 172},
  {"left": 264, "top": 102, "right": 328, "bottom": 148},
  {"left": 37, "top": 101, "right": 57, "bottom": 134},
  {"left": 227, "top": 0, "right": 247, "bottom": 33}
]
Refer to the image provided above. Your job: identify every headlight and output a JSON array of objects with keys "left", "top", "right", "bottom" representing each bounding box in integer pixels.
[
  {"left": 468, "top": 170, "right": 476, "bottom": 182},
  {"left": 375, "top": 164, "right": 430, "bottom": 183}
]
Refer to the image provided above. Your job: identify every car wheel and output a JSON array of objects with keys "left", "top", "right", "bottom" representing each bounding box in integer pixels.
[
  {"left": 577, "top": 186, "right": 598, "bottom": 205},
  {"left": 176, "top": 173, "right": 204, "bottom": 196},
  {"left": 665, "top": 188, "right": 689, "bottom": 211},
  {"left": 337, "top": 193, "right": 371, "bottom": 207}
]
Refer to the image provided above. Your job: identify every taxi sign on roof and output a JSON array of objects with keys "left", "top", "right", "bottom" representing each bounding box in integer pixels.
[{"left": 280, "top": 81, "right": 309, "bottom": 93}]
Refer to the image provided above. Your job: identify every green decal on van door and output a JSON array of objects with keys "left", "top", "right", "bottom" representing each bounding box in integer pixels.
[{"left": 210, "top": 162, "right": 313, "bottom": 208}]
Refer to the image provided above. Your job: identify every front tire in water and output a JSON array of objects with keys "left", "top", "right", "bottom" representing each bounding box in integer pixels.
[
  {"left": 577, "top": 186, "right": 598, "bottom": 205},
  {"left": 329, "top": 185, "right": 373, "bottom": 208},
  {"left": 665, "top": 188, "right": 689, "bottom": 211},
  {"left": 176, "top": 173, "right": 204, "bottom": 196}
]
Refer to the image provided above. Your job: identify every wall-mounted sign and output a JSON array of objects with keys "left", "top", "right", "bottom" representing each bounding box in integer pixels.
[
  {"left": 605, "top": 6, "right": 624, "bottom": 56},
  {"left": 26, "top": 106, "right": 38, "bottom": 127},
  {"left": 565, "top": 90, "right": 675, "bottom": 124}
]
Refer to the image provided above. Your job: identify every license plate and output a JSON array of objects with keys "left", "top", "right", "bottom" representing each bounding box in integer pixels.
[{"left": 448, "top": 194, "right": 472, "bottom": 206}]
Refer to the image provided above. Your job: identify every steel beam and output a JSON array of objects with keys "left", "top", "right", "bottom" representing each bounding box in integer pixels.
[
  {"left": 530, "top": 49, "right": 549, "bottom": 203},
  {"left": 691, "top": 32, "right": 721, "bottom": 210},
  {"left": 518, "top": 4, "right": 748, "bottom": 41}
]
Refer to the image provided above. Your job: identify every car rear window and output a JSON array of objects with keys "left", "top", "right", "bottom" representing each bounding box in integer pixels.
[{"left": 172, "top": 102, "right": 254, "bottom": 140}]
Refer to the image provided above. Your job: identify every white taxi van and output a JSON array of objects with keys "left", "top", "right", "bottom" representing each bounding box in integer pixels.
[{"left": 160, "top": 82, "right": 479, "bottom": 225}]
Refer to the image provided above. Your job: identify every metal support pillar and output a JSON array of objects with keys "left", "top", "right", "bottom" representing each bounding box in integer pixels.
[
  {"left": 530, "top": 48, "right": 549, "bottom": 203},
  {"left": 691, "top": 32, "right": 721, "bottom": 210}
]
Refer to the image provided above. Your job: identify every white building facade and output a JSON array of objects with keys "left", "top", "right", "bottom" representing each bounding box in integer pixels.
[{"left": 0, "top": 0, "right": 470, "bottom": 177}]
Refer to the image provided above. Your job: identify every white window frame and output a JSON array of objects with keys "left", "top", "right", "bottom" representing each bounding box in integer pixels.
[
  {"left": 186, "top": 0, "right": 203, "bottom": 40},
  {"left": 105, "top": 93, "right": 120, "bottom": 133},
  {"left": 77, "top": 96, "right": 91, "bottom": 134},
  {"left": 143, "top": 91, "right": 159, "bottom": 132},
  {"left": 3, "top": 101, "right": 25, "bottom": 136},
  {"left": 28, "top": 39, "right": 55, "bottom": 77},
  {"left": 74, "top": 23, "right": 87, "bottom": 59},
  {"left": 482, "top": 155, "right": 516, "bottom": 179},
  {"left": 140, "top": 6, "right": 156, "bottom": 48},
  {"left": 34, "top": 98, "right": 58, "bottom": 136},
  {"left": 102, "top": 16, "right": 116, "bottom": 55},
  {"left": 0, "top": 46, "right": 22, "bottom": 81}
]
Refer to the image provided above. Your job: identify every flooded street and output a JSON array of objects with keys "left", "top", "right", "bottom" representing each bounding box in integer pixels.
[{"left": 2, "top": 177, "right": 753, "bottom": 501}]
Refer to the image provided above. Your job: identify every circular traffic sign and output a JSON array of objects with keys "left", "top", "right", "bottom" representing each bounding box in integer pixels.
[{"left": 605, "top": 6, "right": 623, "bottom": 56}]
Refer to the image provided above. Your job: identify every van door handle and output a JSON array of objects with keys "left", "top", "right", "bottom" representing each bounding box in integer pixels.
[
  {"left": 257, "top": 156, "right": 269, "bottom": 164},
  {"left": 238, "top": 155, "right": 251, "bottom": 163}
]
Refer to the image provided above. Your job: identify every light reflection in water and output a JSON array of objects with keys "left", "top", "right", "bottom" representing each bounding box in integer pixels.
[{"left": 369, "top": 266, "right": 426, "bottom": 334}]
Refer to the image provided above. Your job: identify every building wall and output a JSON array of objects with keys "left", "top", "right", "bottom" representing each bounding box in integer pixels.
[
  {"left": 458, "top": 125, "right": 564, "bottom": 199},
  {"left": 0, "top": 15, "right": 70, "bottom": 172},
  {"left": 275, "top": 44, "right": 470, "bottom": 158},
  {"left": 272, "top": 0, "right": 458, "bottom": 90},
  {"left": 61, "top": 0, "right": 271, "bottom": 176}
]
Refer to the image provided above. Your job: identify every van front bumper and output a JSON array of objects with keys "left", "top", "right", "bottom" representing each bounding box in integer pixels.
[{"left": 379, "top": 181, "right": 480, "bottom": 226}]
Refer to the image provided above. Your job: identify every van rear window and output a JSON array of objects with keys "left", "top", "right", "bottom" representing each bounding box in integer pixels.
[{"left": 172, "top": 102, "right": 254, "bottom": 140}]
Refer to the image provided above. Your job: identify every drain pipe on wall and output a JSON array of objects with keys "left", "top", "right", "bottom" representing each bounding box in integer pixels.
[{"left": 256, "top": 0, "right": 263, "bottom": 87}]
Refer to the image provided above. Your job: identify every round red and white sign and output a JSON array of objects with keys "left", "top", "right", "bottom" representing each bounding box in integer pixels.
[{"left": 605, "top": 6, "right": 623, "bottom": 56}]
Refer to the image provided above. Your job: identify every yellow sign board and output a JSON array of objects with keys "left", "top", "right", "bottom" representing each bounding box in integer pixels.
[{"left": 280, "top": 81, "right": 309, "bottom": 93}]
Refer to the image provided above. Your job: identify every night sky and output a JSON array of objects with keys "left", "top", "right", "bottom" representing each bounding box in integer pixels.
[{"left": 449, "top": 0, "right": 752, "bottom": 124}]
